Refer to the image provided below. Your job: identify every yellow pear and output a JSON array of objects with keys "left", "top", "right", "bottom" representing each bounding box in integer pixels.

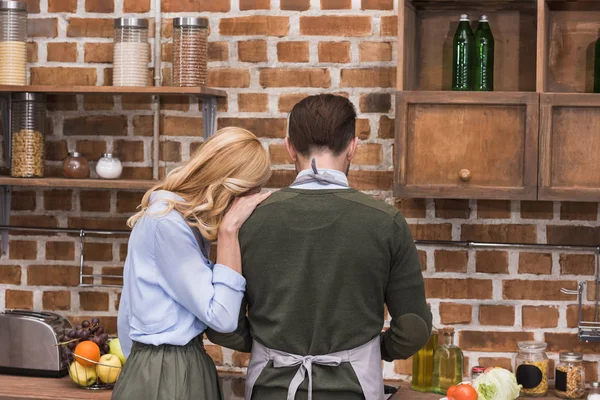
[
  {"left": 69, "top": 361, "right": 96, "bottom": 387},
  {"left": 96, "top": 354, "right": 122, "bottom": 384}
]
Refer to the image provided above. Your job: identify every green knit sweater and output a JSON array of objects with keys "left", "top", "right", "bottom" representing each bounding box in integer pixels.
[{"left": 207, "top": 188, "right": 432, "bottom": 400}]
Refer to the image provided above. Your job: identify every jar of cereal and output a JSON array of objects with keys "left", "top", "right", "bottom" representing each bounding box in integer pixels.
[
  {"left": 556, "top": 352, "right": 585, "bottom": 399},
  {"left": 515, "top": 341, "right": 549, "bottom": 397}
]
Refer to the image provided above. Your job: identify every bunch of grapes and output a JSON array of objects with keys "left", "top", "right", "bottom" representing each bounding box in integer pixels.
[{"left": 58, "top": 318, "right": 111, "bottom": 360}]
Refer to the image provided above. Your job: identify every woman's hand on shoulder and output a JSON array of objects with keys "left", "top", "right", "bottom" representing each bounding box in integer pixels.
[{"left": 219, "top": 191, "right": 271, "bottom": 236}]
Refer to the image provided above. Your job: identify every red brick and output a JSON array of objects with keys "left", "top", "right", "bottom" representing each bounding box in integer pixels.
[
  {"left": 48, "top": 94, "right": 77, "bottom": 111},
  {"left": 0, "top": 266, "right": 21, "bottom": 284},
  {"left": 523, "top": 306, "right": 559, "bottom": 328},
  {"left": 42, "top": 291, "right": 71, "bottom": 311},
  {"left": 218, "top": 118, "right": 286, "bottom": 139},
  {"left": 67, "top": 18, "right": 113, "bottom": 38},
  {"left": 208, "top": 42, "right": 229, "bottom": 62},
  {"left": 546, "top": 333, "right": 600, "bottom": 354},
  {"left": 266, "top": 170, "right": 296, "bottom": 188},
  {"left": 10, "top": 216, "right": 58, "bottom": 232},
  {"left": 321, "top": 0, "right": 351, "bottom": 9},
  {"left": 281, "top": 0, "right": 309, "bottom": 10},
  {"left": 240, "top": 0, "right": 270, "bottom": 9},
  {"left": 359, "top": 93, "right": 391, "bottom": 113},
  {"left": 85, "top": 0, "right": 113, "bottom": 12},
  {"left": 394, "top": 359, "right": 412, "bottom": 375},
  {"left": 9, "top": 240, "right": 37, "bottom": 260},
  {"left": 205, "top": 345, "right": 224, "bottom": 365},
  {"left": 561, "top": 202, "right": 598, "bottom": 221},
  {"left": 560, "top": 254, "right": 595, "bottom": 275},
  {"left": 64, "top": 116, "right": 127, "bottom": 136},
  {"left": 85, "top": 242, "right": 112, "bottom": 262},
  {"left": 518, "top": 252, "right": 552, "bottom": 275},
  {"left": 340, "top": 67, "right": 396, "bottom": 88},
  {"left": 260, "top": 68, "right": 331, "bottom": 88},
  {"left": 101, "top": 266, "right": 123, "bottom": 286},
  {"left": 6, "top": 290, "right": 33, "bottom": 310},
  {"left": 79, "top": 292, "right": 109, "bottom": 311},
  {"left": 207, "top": 69, "right": 251, "bottom": 88},
  {"left": 435, "top": 199, "right": 470, "bottom": 219},
  {"left": 476, "top": 251, "right": 508, "bottom": 274},
  {"left": 521, "top": 201, "right": 554, "bottom": 219},
  {"left": 279, "top": 93, "right": 308, "bottom": 113},
  {"left": 238, "top": 40, "right": 268, "bottom": 63},
  {"left": 461, "top": 224, "right": 537, "bottom": 243},
  {"left": 124, "top": 0, "right": 150, "bottom": 12},
  {"left": 567, "top": 304, "right": 597, "bottom": 328},
  {"left": 45, "top": 242, "right": 75, "bottom": 261},
  {"left": 48, "top": 0, "right": 76, "bottom": 12},
  {"left": 425, "top": 278, "right": 493, "bottom": 300},
  {"left": 117, "top": 192, "right": 144, "bottom": 214},
  {"left": 31, "top": 67, "right": 96, "bottom": 86},
  {"left": 477, "top": 200, "right": 511, "bottom": 219},
  {"left": 121, "top": 167, "right": 153, "bottom": 180},
  {"left": 114, "top": 140, "right": 145, "bottom": 162},
  {"left": 28, "top": 18, "right": 58, "bottom": 37},
  {"left": 359, "top": 41, "right": 393, "bottom": 62},
  {"left": 27, "top": 42, "right": 38, "bottom": 62},
  {"left": 479, "top": 305, "right": 514, "bottom": 326},
  {"left": 503, "top": 280, "right": 577, "bottom": 300},
  {"left": 434, "top": 250, "right": 468, "bottom": 273},
  {"left": 79, "top": 190, "right": 111, "bottom": 212},
  {"left": 356, "top": 119, "right": 371, "bottom": 140},
  {"left": 547, "top": 225, "right": 600, "bottom": 246},
  {"left": 84, "top": 43, "right": 112, "bottom": 63},
  {"left": 478, "top": 357, "right": 513, "bottom": 372},
  {"left": 269, "top": 144, "right": 293, "bottom": 165},
  {"left": 28, "top": 265, "right": 80, "bottom": 286},
  {"left": 238, "top": 93, "right": 268, "bottom": 113},
  {"left": 409, "top": 224, "right": 452, "bottom": 241},
  {"left": 318, "top": 41, "right": 350, "bottom": 63},
  {"left": 362, "top": 0, "right": 392, "bottom": 9},
  {"left": 300, "top": 16, "right": 371, "bottom": 36},
  {"left": 160, "top": 141, "right": 182, "bottom": 163},
  {"left": 348, "top": 170, "right": 393, "bottom": 191},
  {"left": 47, "top": 42, "right": 77, "bottom": 62},
  {"left": 11, "top": 190, "right": 35, "bottom": 211},
  {"left": 378, "top": 116, "right": 394, "bottom": 139},
  {"left": 278, "top": 41, "right": 309, "bottom": 63},
  {"left": 120, "top": 243, "right": 128, "bottom": 261},
  {"left": 232, "top": 352, "right": 250, "bottom": 367},
  {"left": 22, "top": 0, "right": 40, "bottom": 12},
  {"left": 45, "top": 140, "right": 68, "bottom": 162},
  {"left": 460, "top": 331, "right": 533, "bottom": 352},
  {"left": 220, "top": 16, "right": 289, "bottom": 36},
  {"left": 76, "top": 140, "right": 107, "bottom": 160},
  {"left": 353, "top": 144, "right": 383, "bottom": 166},
  {"left": 43, "top": 189, "right": 72, "bottom": 211},
  {"left": 68, "top": 217, "right": 128, "bottom": 232},
  {"left": 439, "top": 303, "right": 472, "bottom": 324},
  {"left": 585, "top": 361, "right": 599, "bottom": 383},
  {"left": 381, "top": 16, "right": 398, "bottom": 36},
  {"left": 418, "top": 250, "right": 427, "bottom": 271},
  {"left": 394, "top": 199, "right": 426, "bottom": 219}
]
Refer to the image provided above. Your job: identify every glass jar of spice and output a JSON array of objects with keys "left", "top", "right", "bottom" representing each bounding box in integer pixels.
[
  {"left": 96, "top": 153, "right": 122, "bottom": 179},
  {"left": 63, "top": 152, "right": 89, "bottom": 178},
  {"left": 589, "top": 382, "right": 600, "bottom": 400},
  {"left": 515, "top": 341, "right": 549, "bottom": 397},
  {"left": 172, "top": 17, "right": 208, "bottom": 87},
  {"left": 0, "top": 1, "right": 27, "bottom": 85},
  {"left": 471, "top": 366, "right": 486, "bottom": 380},
  {"left": 556, "top": 352, "right": 585, "bottom": 399}
]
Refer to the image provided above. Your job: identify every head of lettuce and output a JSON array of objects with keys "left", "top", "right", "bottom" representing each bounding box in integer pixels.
[{"left": 472, "top": 367, "right": 521, "bottom": 400}]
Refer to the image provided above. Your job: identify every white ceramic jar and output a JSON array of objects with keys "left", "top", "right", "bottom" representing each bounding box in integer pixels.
[{"left": 96, "top": 153, "right": 122, "bottom": 179}]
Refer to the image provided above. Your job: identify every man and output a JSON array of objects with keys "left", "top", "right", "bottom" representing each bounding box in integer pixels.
[{"left": 207, "top": 94, "right": 431, "bottom": 400}]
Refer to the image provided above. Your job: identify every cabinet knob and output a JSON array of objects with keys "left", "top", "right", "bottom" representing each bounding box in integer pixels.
[{"left": 459, "top": 169, "right": 472, "bottom": 182}]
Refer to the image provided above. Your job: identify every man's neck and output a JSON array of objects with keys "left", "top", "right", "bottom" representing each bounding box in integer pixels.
[{"left": 296, "top": 155, "right": 347, "bottom": 175}]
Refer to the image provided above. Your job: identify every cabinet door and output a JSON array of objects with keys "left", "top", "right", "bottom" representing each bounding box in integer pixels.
[
  {"left": 394, "top": 91, "right": 539, "bottom": 200},
  {"left": 539, "top": 93, "right": 600, "bottom": 201}
]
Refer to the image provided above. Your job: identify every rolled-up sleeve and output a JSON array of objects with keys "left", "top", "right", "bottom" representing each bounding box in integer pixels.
[{"left": 154, "top": 218, "right": 246, "bottom": 333}]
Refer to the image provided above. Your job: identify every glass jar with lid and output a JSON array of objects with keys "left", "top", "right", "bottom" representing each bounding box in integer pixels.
[
  {"left": 0, "top": 1, "right": 27, "bottom": 85},
  {"left": 113, "top": 18, "right": 149, "bottom": 87},
  {"left": 515, "top": 341, "right": 549, "bottom": 397},
  {"left": 555, "top": 352, "right": 585, "bottom": 399},
  {"left": 11, "top": 92, "right": 46, "bottom": 177},
  {"left": 172, "top": 17, "right": 208, "bottom": 87},
  {"left": 589, "top": 382, "right": 600, "bottom": 400},
  {"left": 96, "top": 153, "right": 122, "bottom": 179},
  {"left": 63, "top": 152, "right": 89, "bottom": 179}
]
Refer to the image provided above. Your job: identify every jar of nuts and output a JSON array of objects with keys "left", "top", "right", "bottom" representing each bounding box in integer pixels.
[
  {"left": 11, "top": 92, "right": 46, "bottom": 178},
  {"left": 556, "top": 352, "right": 585, "bottom": 399}
]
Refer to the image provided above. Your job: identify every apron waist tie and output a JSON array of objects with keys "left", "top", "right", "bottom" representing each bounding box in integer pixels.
[{"left": 273, "top": 353, "right": 344, "bottom": 400}]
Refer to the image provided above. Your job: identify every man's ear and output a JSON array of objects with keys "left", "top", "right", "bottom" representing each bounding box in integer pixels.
[
  {"left": 347, "top": 137, "right": 359, "bottom": 161},
  {"left": 285, "top": 137, "right": 298, "bottom": 162}
]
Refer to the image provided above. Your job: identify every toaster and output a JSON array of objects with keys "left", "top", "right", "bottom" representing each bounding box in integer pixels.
[{"left": 0, "top": 310, "right": 73, "bottom": 377}]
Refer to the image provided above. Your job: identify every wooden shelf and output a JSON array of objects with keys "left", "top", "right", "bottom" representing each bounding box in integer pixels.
[
  {"left": 409, "top": 0, "right": 536, "bottom": 11},
  {"left": 0, "top": 85, "right": 227, "bottom": 98},
  {"left": 0, "top": 177, "right": 156, "bottom": 190}
]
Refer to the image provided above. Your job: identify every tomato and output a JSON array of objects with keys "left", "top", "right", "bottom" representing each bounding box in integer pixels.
[
  {"left": 452, "top": 384, "right": 478, "bottom": 400},
  {"left": 446, "top": 385, "right": 458, "bottom": 399}
]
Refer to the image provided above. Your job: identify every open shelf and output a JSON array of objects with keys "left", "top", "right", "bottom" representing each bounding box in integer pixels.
[
  {"left": 0, "top": 177, "right": 156, "bottom": 190},
  {"left": 0, "top": 85, "right": 227, "bottom": 98}
]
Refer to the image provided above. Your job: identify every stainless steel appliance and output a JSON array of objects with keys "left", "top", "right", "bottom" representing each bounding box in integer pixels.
[{"left": 0, "top": 310, "right": 72, "bottom": 377}]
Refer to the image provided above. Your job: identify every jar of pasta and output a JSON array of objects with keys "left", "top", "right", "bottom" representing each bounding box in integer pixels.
[
  {"left": 515, "top": 341, "right": 549, "bottom": 397},
  {"left": 0, "top": 0, "right": 27, "bottom": 85},
  {"left": 11, "top": 92, "right": 46, "bottom": 177},
  {"left": 556, "top": 352, "right": 585, "bottom": 399}
]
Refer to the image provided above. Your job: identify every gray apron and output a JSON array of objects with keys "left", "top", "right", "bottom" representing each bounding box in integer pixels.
[{"left": 244, "top": 160, "right": 384, "bottom": 400}]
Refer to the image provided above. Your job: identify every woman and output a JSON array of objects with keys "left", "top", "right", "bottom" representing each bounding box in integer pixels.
[{"left": 112, "top": 127, "right": 271, "bottom": 400}]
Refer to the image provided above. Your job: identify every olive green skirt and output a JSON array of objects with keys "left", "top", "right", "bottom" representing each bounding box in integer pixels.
[{"left": 111, "top": 335, "right": 223, "bottom": 400}]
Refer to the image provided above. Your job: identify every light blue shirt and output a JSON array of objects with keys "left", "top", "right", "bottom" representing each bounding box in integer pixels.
[
  {"left": 292, "top": 168, "right": 350, "bottom": 190},
  {"left": 117, "top": 190, "right": 246, "bottom": 357}
]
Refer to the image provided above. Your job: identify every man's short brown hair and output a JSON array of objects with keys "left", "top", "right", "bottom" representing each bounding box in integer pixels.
[{"left": 288, "top": 94, "right": 356, "bottom": 156}]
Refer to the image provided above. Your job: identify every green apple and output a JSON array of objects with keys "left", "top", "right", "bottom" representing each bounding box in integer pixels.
[
  {"left": 108, "top": 338, "right": 126, "bottom": 365},
  {"left": 69, "top": 361, "right": 97, "bottom": 387},
  {"left": 96, "top": 354, "right": 122, "bottom": 384}
]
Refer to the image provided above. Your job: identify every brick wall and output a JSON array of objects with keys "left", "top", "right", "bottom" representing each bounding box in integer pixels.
[{"left": 1, "top": 0, "right": 599, "bottom": 382}]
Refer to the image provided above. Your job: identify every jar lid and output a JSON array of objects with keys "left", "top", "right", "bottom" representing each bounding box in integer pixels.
[
  {"left": 0, "top": 1, "right": 27, "bottom": 11},
  {"left": 517, "top": 341, "right": 547, "bottom": 352},
  {"left": 68, "top": 152, "right": 82, "bottom": 157},
  {"left": 11, "top": 92, "right": 46, "bottom": 102},
  {"left": 472, "top": 366, "right": 486, "bottom": 373},
  {"left": 440, "top": 327, "right": 455, "bottom": 335},
  {"left": 480, "top": 15, "right": 489, "bottom": 22},
  {"left": 593, "top": 382, "right": 600, "bottom": 388},
  {"left": 560, "top": 352, "right": 583, "bottom": 362},
  {"left": 114, "top": 18, "right": 148, "bottom": 29},
  {"left": 173, "top": 17, "right": 208, "bottom": 28},
  {"left": 102, "top": 153, "right": 114, "bottom": 159}
]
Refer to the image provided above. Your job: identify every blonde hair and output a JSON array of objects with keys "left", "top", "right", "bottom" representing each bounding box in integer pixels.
[{"left": 127, "top": 127, "right": 272, "bottom": 241}]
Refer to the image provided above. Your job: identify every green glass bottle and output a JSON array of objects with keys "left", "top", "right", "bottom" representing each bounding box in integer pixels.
[
  {"left": 452, "top": 14, "right": 474, "bottom": 91},
  {"left": 474, "top": 15, "right": 494, "bottom": 91},
  {"left": 412, "top": 329, "right": 439, "bottom": 392},
  {"left": 432, "top": 328, "right": 464, "bottom": 395},
  {"left": 594, "top": 38, "right": 600, "bottom": 93}
]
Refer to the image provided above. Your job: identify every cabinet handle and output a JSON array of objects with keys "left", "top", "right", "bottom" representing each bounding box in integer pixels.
[{"left": 459, "top": 169, "right": 472, "bottom": 182}]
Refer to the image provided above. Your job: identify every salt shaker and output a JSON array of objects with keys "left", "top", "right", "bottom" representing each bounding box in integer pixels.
[
  {"left": 588, "top": 382, "right": 600, "bottom": 400},
  {"left": 96, "top": 153, "right": 122, "bottom": 179}
]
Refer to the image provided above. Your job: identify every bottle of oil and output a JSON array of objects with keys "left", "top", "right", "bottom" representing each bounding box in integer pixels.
[
  {"left": 474, "top": 15, "right": 494, "bottom": 91},
  {"left": 452, "top": 14, "right": 474, "bottom": 91},
  {"left": 412, "top": 329, "right": 439, "bottom": 392},
  {"left": 432, "top": 327, "right": 464, "bottom": 395}
]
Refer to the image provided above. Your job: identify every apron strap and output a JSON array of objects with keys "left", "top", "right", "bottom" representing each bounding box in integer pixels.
[
  {"left": 289, "top": 158, "right": 349, "bottom": 188},
  {"left": 273, "top": 354, "right": 343, "bottom": 400}
]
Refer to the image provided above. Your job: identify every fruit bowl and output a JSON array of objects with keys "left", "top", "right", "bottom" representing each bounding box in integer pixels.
[{"left": 63, "top": 346, "right": 122, "bottom": 390}]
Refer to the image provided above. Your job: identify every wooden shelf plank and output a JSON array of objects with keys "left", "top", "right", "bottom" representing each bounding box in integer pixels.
[
  {"left": 409, "top": 0, "right": 536, "bottom": 11},
  {"left": 0, "top": 177, "right": 156, "bottom": 190},
  {"left": 0, "top": 85, "right": 227, "bottom": 98}
]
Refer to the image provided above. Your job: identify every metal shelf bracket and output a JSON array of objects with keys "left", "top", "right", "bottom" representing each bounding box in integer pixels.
[
  {"left": 202, "top": 96, "right": 218, "bottom": 140},
  {"left": 0, "top": 94, "right": 11, "bottom": 256}
]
